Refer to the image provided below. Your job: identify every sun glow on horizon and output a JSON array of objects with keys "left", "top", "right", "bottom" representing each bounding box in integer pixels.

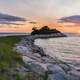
[
  {"left": 0, "top": 20, "right": 80, "bottom": 33},
  {"left": 78, "top": 30, "right": 80, "bottom": 33}
]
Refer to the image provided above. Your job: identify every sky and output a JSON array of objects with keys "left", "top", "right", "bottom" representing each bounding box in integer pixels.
[{"left": 0, "top": 0, "right": 80, "bottom": 33}]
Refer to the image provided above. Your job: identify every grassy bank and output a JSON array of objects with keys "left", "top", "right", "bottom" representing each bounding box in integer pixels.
[
  {"left": 0, "top": 36, "right": 45, "bottom": 80},
  {"left": 0, "top": 36, "right": 23, "bottom": 80}
]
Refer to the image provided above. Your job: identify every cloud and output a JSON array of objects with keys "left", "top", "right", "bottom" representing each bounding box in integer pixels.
[
  {"left": 59, "top": 15, "right": 80, "bottom": 23},
  {"left": 0, "top": 22, "right": 24, "bottom": 25},
  {"left": 0, "top": 13, "right": 26, "bottom": 25},
  {"left": 0, "top": 0, "right": 80, "bottom": 21},
  {"left": 0, "top": 13, "right": 26, "bottom": 22}
]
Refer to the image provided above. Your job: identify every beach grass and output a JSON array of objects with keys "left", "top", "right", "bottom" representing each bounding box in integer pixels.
[{"left": 0, "top": 36, "right": 23, "bottom": 80}]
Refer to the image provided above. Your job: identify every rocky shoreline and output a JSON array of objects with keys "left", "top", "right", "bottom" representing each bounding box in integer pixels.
[{"left": 14, "top": 35, "right": 80, "bottom": 80}]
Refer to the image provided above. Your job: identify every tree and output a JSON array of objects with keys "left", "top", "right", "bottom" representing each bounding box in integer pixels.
[
  {"left": 40, "top": 26, "right": 49, "bottom": 31},
  {"left": 31, "top": 26, "right": 62, "bottom": 35},
  {"left": 32, "top": 27, "right": 37, "bottom": 31}
]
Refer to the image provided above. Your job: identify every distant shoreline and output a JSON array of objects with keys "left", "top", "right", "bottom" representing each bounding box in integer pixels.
[
  {"left": 0, "top": 33, "right": 30, "bottom": 37},
  {"left": 0, "top": 32, "right": 80, "bottom": 37}
]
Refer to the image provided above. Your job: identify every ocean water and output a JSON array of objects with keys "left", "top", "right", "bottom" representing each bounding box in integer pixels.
[{"left": 35, "top": 37, "right": 80, "bottom": 63}]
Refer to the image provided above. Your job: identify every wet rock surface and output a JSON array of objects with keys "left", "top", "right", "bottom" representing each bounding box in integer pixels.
[{"left": 14, "top": 35, "right": 80, "bottom": 80}]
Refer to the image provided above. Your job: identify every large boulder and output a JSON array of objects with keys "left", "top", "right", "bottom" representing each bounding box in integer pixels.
[
  {"left": 14, "top": 45, "right": 32, "bottom": 56},
  {"left": 47, "top": 64, "right": 67, "bottom": 80}
]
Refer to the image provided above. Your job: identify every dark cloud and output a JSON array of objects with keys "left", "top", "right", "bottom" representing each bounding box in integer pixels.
[
  {"left": 29, "top": 21, "right": 37, "bottom": 24},
  {"left": 59, "top": 15, "right": 80, "bottom": 23},
  {"left": 0, "top": 22, "right": 24, "bottom": 25},
  {"left": 0, "top": 13, "right": 26, "bottom": 25}
]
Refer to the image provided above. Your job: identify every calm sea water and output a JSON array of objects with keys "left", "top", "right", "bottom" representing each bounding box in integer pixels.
[{"left": 35, "top": 37, "right": 80, "bottom": 63}]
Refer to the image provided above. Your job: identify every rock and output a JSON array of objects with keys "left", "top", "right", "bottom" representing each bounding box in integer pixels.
[
  {"left": 47, "top": 64, "right": 67, "bottom": 80},
  {"left": 68, "top": 70, "right": 80, "bottom": 77},
  {"left": 48, "top": 73, "right": 67, "bottom": 80},
  {"left": 67, "top": 73, "right": 80, "bottom": 80},
  {"left": 35, "top": 46, "right": 46, "bottom": 57},
  {"left": 41, "top": 57, "right": 54, "bottom": 63},
  {"left": 22, "top": 56, "right": 36, "bottom": 62},
  {"left": 47, "top": 64, "right": 65, "bottom": 74},
  {"left": 14, "top": 45, "right": 32, "bottom": 56},
  {"left": 32, "top": 45, "right": 46, "bottom": 57},
  {"left": 58, "top": 63, "right": 71, "bottom": 73},
  {"left": 25, "top": 62, "right": 47, "bottom": 76},
  {"left": 32, "top": 53, "right": 41, "bottom": 58},
  {"left": 23, "top": 56, "right": 48, "bottom": 72},
  {"left": 16, "top": 66, "right": 29, "bottom": 72}
]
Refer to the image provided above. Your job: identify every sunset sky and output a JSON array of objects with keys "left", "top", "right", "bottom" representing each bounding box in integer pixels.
[{"left": 0, "top": 0, "right": 80, "bottom": 33}]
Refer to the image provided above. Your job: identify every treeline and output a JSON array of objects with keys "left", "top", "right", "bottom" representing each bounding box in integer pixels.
[{"left": 31, "top": 26, "right": 61, "bottom": 35}]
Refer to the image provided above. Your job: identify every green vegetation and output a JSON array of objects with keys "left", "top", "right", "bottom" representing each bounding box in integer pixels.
[
  {"left": 31, "top": 26, "right": 61, "bottom": 35},
  {"left": 0, "top": 36, "right": 23, "bottom": 80}
]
